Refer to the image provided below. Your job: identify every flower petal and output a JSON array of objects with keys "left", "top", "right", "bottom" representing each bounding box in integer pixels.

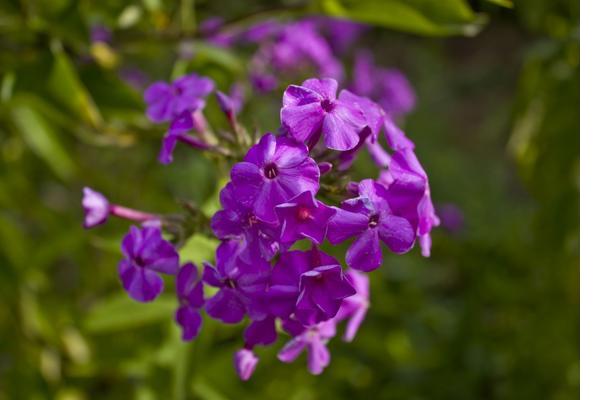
[
  {"left": 345, "top": 229, "right": 382, "bottom": 271},
  {"left": 118, "top": 260, "right": 164, "bottom": 302}
]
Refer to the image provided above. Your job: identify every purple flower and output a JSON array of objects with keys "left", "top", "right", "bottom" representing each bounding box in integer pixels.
[
  {"left": 281, "top": 78, "right": 366, "bottom": 151},
  {"left": 320, "top": 18, "right": 366, "bottom": 55},
  {"left": 90, "top": 24, "right": 111, "bottom": 44},
  {"left": 230, "top": 133, "right": 320, "bottom": 223},
  {"left": 119, "top": 67, "right": 149, "bottom": 92},
  {"left": 388, "top": 149, "right": 440, "bottom": 257},
  {"left": 244, "top": 316, "right": 277, "bottom": 347},
  {"left": 275, "top": 191, "right": 335, "bottom": 245},
  {"left": 278, "top": 22, "right": 342, "bottom": 79},
  {"left": 144, "top": 74, "right": 214, "bottom": 123},
  {"left": 335, "top": 270, "right": 369, "bottom": 342},
  {"left": 216, "top": 85, "right": 244, "bottom": 123},
  {"left": 266, "top": 248, "right": 338, "bottom": 319},
  {"left": 118, "top": 226, "right": 179, "bottom": 302},
  {"left": 438, "top": 203, "right": 464, "bottom": 234},
  {"left": 278, "top": 319, "right": 337, "bottom": 375},
  {"left": 295, "top": 264, "right": 356, "bottom": 326},
  {"left": 175, "top": 263, "right": 204, "bottom": 341},
  {"left": 234, "top": 348, "right": 259, "bottom": 381},
  {"left": 203, "top": 242, "right": 270, "bottom": 323},
  {"left": 383, "top": 116, "right": 415, "bottom": 151},
  {"left": 158, "top": 110, "right": 210, "bottom": 164},
  {"left": 327, "top": 179, "right": 417, "bottom": 271},
  {"left": 211, "top": 183, "right": 280, "bottom": 262},
  {"left": 82, "top": 187, "right": 110, "bottom": 228},
  {"left": 352, "top": 51, "right": 416, "bottom": 118}
]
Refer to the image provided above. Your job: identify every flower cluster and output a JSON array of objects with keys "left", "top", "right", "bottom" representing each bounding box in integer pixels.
[{"left": 83, "top": 71, "right": 438, "bottom": 379}]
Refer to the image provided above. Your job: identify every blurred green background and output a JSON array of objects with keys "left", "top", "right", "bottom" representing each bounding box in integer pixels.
[{"left": 0, "top": 0, "right": 579, "bottom": 399}]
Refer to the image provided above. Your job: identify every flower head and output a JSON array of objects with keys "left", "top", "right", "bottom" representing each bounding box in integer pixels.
[
  {"left": 275, "top": 190, "right": 335, "bottom": 245},
  {"left": 278, "top": 319, "right": 337, "bottom": 375},
  {"left": 203, "top": 242, "right": 270, "bottom": 323},
  {"left": 144, "top": 73, "right": 214, "bottom": 123},
  {"left": 281, "top": 78, "right": 366, "bottom": 151},
  {"left": 175, "top": 263, "right": 205, "bottom": 341},
  {"left": 211, "top": 182, "right": 280, "bottom": 262},
  {"left": 266, "top": 248, "right": 338, "bottom": 319},
  {"left": 230, "top": 133, "right": 320, "bottom": 223},
  {"left": 118, "top": 226, "right": 179, "bottom": 302},
  {"left": 296, "top": 264, "right": 356, "bottom": 326},
  {"left": 352, "top": 51, "right": 416, "bottom": 118},
  {"left": 327, "top": 179, "right": 418, "bottom": 271},
  {"left": 82, "top": 187, "right": 110, "bottom": 228}
]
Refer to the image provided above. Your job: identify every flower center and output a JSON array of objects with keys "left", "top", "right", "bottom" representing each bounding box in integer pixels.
[
  {"left": 368, "top": 214, "right": 380, "bottom": 228},
  {"left": 296, "top": 206, "right": 312, "bottom": 221},
  {"left": 264, "top": 163, "right": 279, "bottom": 179},
  {"left": 224, "top": 278, "right": 236, "bottom": 289},
  {"left": 321, "top": 99, "right": 335, "bottom": 113},
  {"left": 247, "top": 213, "right": 258, "bottom": 226}
]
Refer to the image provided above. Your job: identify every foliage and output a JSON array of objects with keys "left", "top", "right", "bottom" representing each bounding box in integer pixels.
[{"left": 0, "top": 0, "right": 578, "bottom": 399}]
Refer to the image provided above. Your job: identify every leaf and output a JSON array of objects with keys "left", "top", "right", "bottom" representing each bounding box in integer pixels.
[
  {"left": 47, "top": 47, "right": 103, "bottom": 128},
  {"left": 84, "top": 293, "right": 177, "bottom": 333},
  {"left": 314, "top": 0, "right": 484, "bottom": 36},
  {"left": 10, "top": 104, "right": 76, "bottom": 181},
  {"left": 178, "top": 235, "right": 218, "bottom": 264},
  {"left": 485, "top": 0, "right": 513, "bottom": 8}
]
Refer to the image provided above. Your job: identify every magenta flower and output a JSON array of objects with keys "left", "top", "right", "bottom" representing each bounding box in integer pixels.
[
  {"left": 296, "top": 264, "right": 356, "bottom": 326},
  {"left": 335, "top": 270, "right": 369, "bottom": 342},
  {"left": 230, "top": 133, "right": 319, "bottom": 223},
  {"left": 234, "top": 348, "right": 259, "bottom": 381},
  {"left": 82, "top": 187, "right": 110, "bottom": 228},
  {"left": 118, "top": 226, "right": 179, "bottom": 302},
  {"left": 158, "top": 110, "right": 210, "bottom": 164},
  {"left": 383, "top": 116, "right": 415, "bottom": 151},
  {"left": 280, "top": 78, "right": 366, "bottom": 151},
  {"left": 144, "top": 73, "right": 214, "bottom": 123},
  {"left": 271, "top": 21, "right": 343, "bottom": 80},
  {"left": 266, "top": 248, "right": 338, "bottom": 319},
  {"left": 243, "top": 316, "right": 277, "bottom": 347},
  {"left": 388, "top": 149, "right": 440, "bottom": 257},
  {"left": 352, "top": 51, "right": 416, "bottom": 118},
  {"left": 275, "top": 190, "right": 335, "bottom": 245},
  {"left": 175, "top": 263, "right": 205, "bottom": 341},
  {"left": 202, "top": 242, "right": 270, "bottom": 323},
  {"left": 211, "top": 182, "right": 279, "bottom": 262},
  {"left": 278, "top": 319, "right": 337, "bottom": 375},
  {"left": 327, "top": 179, "right": 417, "bottom": 271}
]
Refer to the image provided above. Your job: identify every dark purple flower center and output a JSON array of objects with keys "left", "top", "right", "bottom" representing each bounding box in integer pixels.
[
  {"left": 173, "top": 85, "right": 183, "bottom": 96},
  {"left": 368, "top": 214, "right": 380, "bottom": 228},
  {"left": 224, "top": 278, "right": 237, "bottom": 289},
  {"left": 320, "top": 99, "right": 336, "bottom": 113},
  {"left": 264, "top": 163, "right": 279, "bottom": 179},
  {"left": 246, "top": 213, "right": 258, "bottom": 227},
  {"left": 133, "top": 255, "right": 146, "bottom": 267},
  {"left": 296, "top": 206, "right": 312, "bottom": 221}
]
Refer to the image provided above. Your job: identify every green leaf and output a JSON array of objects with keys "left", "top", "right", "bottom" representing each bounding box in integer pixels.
[
  {"left": 314, "top": 0, "right": 484, "bottom": 36},
  {"left": 485, "top": 0, "right": 513, "bottom": 8},
  {"left": 178, "top": 235, "right": 218, "bottom": 264},
  {"left": 47, "top": 46, "right": 103, "bottom": 128},
  {"left": 84, "top": 293, "right": 177, "bottom": 333},
  {"left": 10, "top": 104, "right": 76, "bottom": 181}
]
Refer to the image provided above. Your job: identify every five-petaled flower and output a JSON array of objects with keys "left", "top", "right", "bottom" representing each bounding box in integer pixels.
[
  {"left": 118, "top": 226, "right": 179, "bottom": 302},
  {"left": 280, "top": 78, "right": 366, "bottom": 151}
]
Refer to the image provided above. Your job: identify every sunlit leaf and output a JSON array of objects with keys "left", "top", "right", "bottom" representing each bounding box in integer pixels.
[
  {"left": 10, "top": 104, "right": 76, "bottom": 180},
  {"left": 84, "top": 293, "right": 176, "bottom": 333}
]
